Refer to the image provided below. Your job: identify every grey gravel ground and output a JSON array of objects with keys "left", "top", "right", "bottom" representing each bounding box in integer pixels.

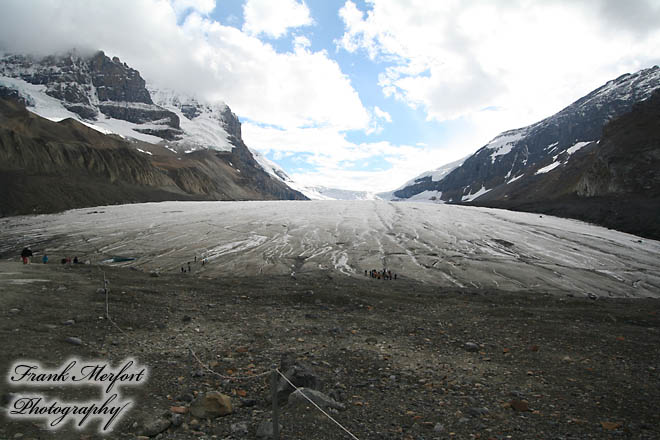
[{"left": 1, "top": 261, "right": 659, "bottom": 440}]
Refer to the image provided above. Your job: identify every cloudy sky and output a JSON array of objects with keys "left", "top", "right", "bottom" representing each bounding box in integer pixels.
[{"left": 2, "top": 0, "right": 660, "bottom": 192}]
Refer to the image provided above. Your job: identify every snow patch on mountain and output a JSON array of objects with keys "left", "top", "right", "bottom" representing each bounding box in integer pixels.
[
  {"left": 148, "top": 88, "right": 234, "bottom": 152},
  {"left": 506, "top": 174, "right": 524, "bottom": 184},
  {"left": 462, "top": 186, "right": 491, "bottom": 202},
  {"left": 408, "top": 156, "right": 469, "bottom": 186},
  {"left": 486, "top": 130, "right": 527, "bottom": 163},
  {"left": 407, "top": 190, "right": 444, "bottom": 203},
  {"left": 0, "top": 76, "right": 165, "bottom": 142},
  {"left": 535, "top": 161, "right": 562, "bottom": 175},
  {"left": 566, "top": 141, "right": 592, "bottom": 155}
]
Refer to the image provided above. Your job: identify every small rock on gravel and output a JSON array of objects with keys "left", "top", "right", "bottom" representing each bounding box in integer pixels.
[
  {"left": 288, "top": 387, "right": 345, "bottom": 410},
  {"left": 176, "top": 393, "right": 194, "bottom": 402},
  {"left": 64, "top": 336, "right": 82, "bottom": 346},
  {"left": 510, "top": 399, "right": 530, "bottom": 412},
  {"left": 141, "top": 417, "right": 171, "bottom": 437},
  {"left": 464, "top": 342, "right": 479, "bottom": 352},
  {"left": 467, "top": 407, "right": 489, "bottom": 417},
  {"left": 276, "top": 361, "right": 320, "bottom": 403},
  {"left": 171, "top": 413, "right": 184, "bottom": 427},
  {"left": 256, "top": 420, "right": 281, "bottom": 439},
  {"left": 231, "top": 422, "right": 249, "bottom": 435}
]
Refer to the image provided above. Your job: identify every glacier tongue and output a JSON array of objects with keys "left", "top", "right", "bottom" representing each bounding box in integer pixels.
[{"left": 3, "top": 200, "right": 659, "bottom": 298}]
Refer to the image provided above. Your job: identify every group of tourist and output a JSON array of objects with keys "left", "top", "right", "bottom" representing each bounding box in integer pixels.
[
  {"left": 20, "top": 247, "right": 82, "bottom": 265},
  {"left": 365, "top": 269, "right": 397, "bottom": 280},
  {"left": 180, "top": 255, "right": 208, "bottom": 273}
]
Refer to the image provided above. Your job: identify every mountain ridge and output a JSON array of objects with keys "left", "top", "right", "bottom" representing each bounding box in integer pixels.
[
  {"left": 0, "top": 50, "right": 307, "bottom": 215},
  {"left": 472, "top": 88, "right": 660, "bottom": 240},
  {"left": 394, "top": 65, "right": 660, "bottom": 203}
]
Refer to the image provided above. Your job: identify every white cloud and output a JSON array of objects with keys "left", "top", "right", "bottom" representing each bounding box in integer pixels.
[
  {"left": 242, "top": 0, "right": 313, "bottom": 38},
  {"left": 171, "top": 0, "right": 215, "bottom": 15},
  {"left": 0, "top": 0, "right": 386, "bottom": 189},
  {"left": 0, "top": 0, "right": 370, "bottom": 132},
  {"left": 338, "top": 0, "right": 660, "bottom": 128},
  {"left": 3, "top": 0, "right": 659, "bottom": 193},
  {"left": 180, "top": 12, "right": 370, "bottom": 130},
  {"left": 293, "top": 35, "right": 312, "bottom": 49},
  {"left": 242, "top": 122, "right": 467, "bottom": 192},
  {"left": 373, "top": 106, "right": 391, "bottom": 123}
]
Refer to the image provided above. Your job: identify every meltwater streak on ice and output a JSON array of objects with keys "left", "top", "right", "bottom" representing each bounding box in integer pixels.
[{"left": 1, "top": 201, "right": 659, "bottom": 298}]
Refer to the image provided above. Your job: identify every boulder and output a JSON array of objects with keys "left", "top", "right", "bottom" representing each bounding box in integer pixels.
[
  {"left": 140, "top": 417, "right": 171, "bottom": 437},
  {"left": 189, "top": 391, "right": 232, "bottom": 418},
  {"left": 276, "top": 364, "right": 320, "bottom": 403}
]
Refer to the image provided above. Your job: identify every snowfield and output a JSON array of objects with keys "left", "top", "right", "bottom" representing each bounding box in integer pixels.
[{"left": 1, "top": 201, "right": 658, "bottom": 298}]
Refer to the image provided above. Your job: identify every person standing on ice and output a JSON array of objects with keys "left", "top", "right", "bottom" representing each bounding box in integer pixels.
[{"left": 21, "top": 247, "right": 33, "bottom": 264}]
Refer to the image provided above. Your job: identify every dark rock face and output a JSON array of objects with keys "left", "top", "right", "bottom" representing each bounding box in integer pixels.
[
  {"left": 393, "top": 175, "right": 433, "bottom": 199},
  {"left": 220, "top": 105, "right": 241, "bottom": 140},
  {"left": 394, "top": 66, "right": 660, "bottom": 202},
  {"left": 180, "top": 103, "right": 201, "bottom": 119},
  {"left": 0, "top": 96, "right": 306, "bottom": 216},
  {"left": 133, "top": 127, "right": 183, "bottom": 141},
  {"left": 0, "top": 50, "right": 308, "bottom": 210},
  {"left": 474, "top": 89, "right": 660, "bottom": 240},
  {"left": 576, "top": 90, "right": 660, "bottom": 198},
  {"left": 0, "top": 51, "right": 180, "bottom": 132},
  {"left": 89, "top": 52, "right": 152, "bottom": 104},
  {"left": 97, "top": 102, "right": 180, "bottom": 128},
  {"left": 0, "top": 86, "right": 30, "bottom": 106}
]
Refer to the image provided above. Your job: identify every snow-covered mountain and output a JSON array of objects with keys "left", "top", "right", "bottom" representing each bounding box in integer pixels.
[
  {"left": 0, "top": 51, "right": 247, "bottom": 150},
  {"left": 248, "top": 149, "right": 381, "bottom": 200},
  {"left": 394, "top": 66, "right": 660, "bottom": 203},
  {"left": 379, "top": 155, "right": 468, "bottom": 202},
  {"left": 148, "top": 88, "right": 240, "bottom": 153},
  {"left": 0, "top": 50, "right": 306, "bottom": 215},
  {"left": 300, "top": 186, "right": 380, "bottom": 201}
]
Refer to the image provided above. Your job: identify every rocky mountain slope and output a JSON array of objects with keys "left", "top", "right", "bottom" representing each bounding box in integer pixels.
[
  {"left": 380, "top": 156, "right": 468, "bottom": 201},
  {"left": 474, "top": 89, "right": 660, "bottom": 240},
  {"left": 394, "top": 66, "right": 660, "bottom": 205},
  {"left": 0, "top": 51, "right": 306, "bottom": 215}
]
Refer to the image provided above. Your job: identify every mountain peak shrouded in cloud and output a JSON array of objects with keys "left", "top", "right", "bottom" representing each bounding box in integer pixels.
[{"left": 1, "top": 0, "right": 660, "bottom": 192}]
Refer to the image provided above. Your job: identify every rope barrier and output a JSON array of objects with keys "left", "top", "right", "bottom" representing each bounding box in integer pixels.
[
  {"left": 275, "top": 368, "right": 361, "bottom": 440},
  {"left": 188, "top": 346, "right": 272, "bottom": 381},
  {"left": 102, "top": 270, "right": 144, "bottom": 347},
  {"left": 100, "top": 269, "right": 362, "bottom": 440}
]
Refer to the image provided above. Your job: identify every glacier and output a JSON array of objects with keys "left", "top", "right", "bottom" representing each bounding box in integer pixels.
[{"left": 1, "top": 201, "right": 658, "bottom": 298}]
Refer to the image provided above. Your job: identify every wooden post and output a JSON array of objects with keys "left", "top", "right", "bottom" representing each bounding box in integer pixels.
[
  {"left": 103, "top": 272, "right": 109, "bottom": 318},
  {"left": 271, "top": 370, "right": 280, "bottom": 439}
]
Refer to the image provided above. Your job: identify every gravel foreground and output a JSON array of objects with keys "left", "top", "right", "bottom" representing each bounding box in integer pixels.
[{"left": 1, "top": 261, "right": 659, "bottom": 440}]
